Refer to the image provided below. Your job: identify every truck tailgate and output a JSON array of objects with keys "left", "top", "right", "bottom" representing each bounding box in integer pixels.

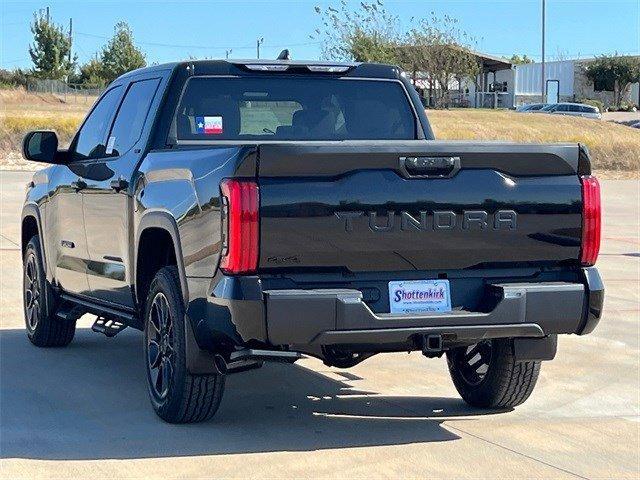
[{"left": 257, "top": 141, "right": 583, "bottom": 272}]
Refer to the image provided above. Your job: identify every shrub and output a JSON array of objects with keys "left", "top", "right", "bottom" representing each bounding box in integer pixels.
[
  {"left": 618, "top": 103, "right": 637, "bottom": 112},
  {"left": 0, "top": 69, "right": 29, "bottom": 89},
  {"left": 579, "top": 98, "right": 605, "bottom": 112}
]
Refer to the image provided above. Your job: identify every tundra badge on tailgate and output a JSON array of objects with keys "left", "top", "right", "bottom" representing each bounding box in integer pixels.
[{"left": 335, "top": 210, "right": 517, "bottom": 232}]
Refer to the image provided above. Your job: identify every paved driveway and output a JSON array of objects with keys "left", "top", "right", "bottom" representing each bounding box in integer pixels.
[
  {"left": 603, "top": 111, "right": 640, "bottom": 124},
  {"left": 1, "top": 170, "right": 638, "bottom": 479}
]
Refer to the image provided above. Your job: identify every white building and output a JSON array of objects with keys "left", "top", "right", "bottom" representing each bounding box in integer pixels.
[
  {"left": 513, "top": 57, "right": 640, "bottom": 108},
  {"left": 457, "top": 55, "right": 640, "bottom": 109}
]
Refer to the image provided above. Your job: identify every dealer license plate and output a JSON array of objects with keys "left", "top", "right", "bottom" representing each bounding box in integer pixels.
[{"left": 388, "top": 279, "right": 452, "bottom": 314}]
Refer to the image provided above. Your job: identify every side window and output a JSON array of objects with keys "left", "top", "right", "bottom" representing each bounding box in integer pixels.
[
  {"left": 72, "top": 86, "right": 122, "bottom": 161},
  {"left": 107, "top": 78, "right": 161, "bottom": 157}
]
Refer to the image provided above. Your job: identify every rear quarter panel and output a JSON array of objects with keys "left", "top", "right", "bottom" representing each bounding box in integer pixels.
[{"left": 134, "top": 146, "right": 256, "bottom": 277}]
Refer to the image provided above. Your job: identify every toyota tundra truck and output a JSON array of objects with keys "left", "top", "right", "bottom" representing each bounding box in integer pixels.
[{"left": 21, "top": 59, "right": 604, "bottom": 423}]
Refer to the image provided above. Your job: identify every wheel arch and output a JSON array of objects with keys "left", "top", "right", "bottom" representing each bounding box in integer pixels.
[
  {"left": 136, "top": 211, "right": 217, "bottom": 375},
  {"left": 135, "top": 211, "right": 189, "bottom": 308},
  {"left": 20, "top": 203, "right": 42, "bottom": 248},
  {"left": 21, "top": 204, "right": 46, "bottom": 265}
]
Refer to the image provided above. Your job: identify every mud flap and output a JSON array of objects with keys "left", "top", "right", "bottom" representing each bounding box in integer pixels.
[
  {"left": 513, "top": 335, "right": 557, "bottom": 362},
  {"left": 185, "top": 315, "right": 220, "bottom": 374}
]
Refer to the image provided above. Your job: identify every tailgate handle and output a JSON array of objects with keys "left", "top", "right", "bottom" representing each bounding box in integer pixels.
[{"left": 400, "top": 156, "right": 460, "bottom": 178}]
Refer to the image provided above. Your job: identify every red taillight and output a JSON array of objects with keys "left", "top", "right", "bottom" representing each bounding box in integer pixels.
[
  {"left": 580, "top": 175, "right": 601, "bottom": 266},
  {"left": 220, "top": 179, "right": 259, "bottom": 274}
]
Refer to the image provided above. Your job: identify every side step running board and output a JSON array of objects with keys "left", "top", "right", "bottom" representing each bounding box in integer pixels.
[
  {"left": 92, "top": 317, "right": 127, "bottom": 337},
  {"left": 57, "top": 293, "right": 139, "bottom": 334},
  {"left": 59, "top": 293, "right": 137, "bottom": 322}
]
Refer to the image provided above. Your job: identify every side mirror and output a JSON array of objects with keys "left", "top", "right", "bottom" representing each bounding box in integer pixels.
[{"left": 22, "top": 130, "right": 59, "bottom": 164}]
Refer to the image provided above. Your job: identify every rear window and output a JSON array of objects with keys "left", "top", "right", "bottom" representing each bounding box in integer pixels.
[{"left": 174, "top": 76, "right": 416, "bottom": 141}]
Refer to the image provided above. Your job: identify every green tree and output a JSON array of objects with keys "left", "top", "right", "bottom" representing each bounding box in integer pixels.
[
  {"left": 508, "top": 54, "right": 533, "bottom": 65},
  {"left": 400, "top": 14, "right": 480, "bottom": 107},
  {"left": 28, "top": 11, "right": 76, "bottom": 79},
  {"left": 313, "top": 3, "right": 479, "bottom": 107},
  {"left": 77, "top": 58, "right": 108, "bottom": 87},
  {"left": 100, "top": 21, "right": 146, "bottom": 82},
  {"left": 313, "top": 1, "right": 401, "bottom": 63},
  {"left": 583, "top": 55, "right": 640, "bottom": 108}
]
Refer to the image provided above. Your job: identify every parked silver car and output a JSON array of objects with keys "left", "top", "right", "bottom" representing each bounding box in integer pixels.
[
  {"left": 515, "top": 103, "right": 548, "bottom": 112},
  {"left": 539, "top": 102, "right": 602, "bottom": 120}
]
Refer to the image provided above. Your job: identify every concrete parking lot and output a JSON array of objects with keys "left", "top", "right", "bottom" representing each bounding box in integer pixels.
[{"left": 0, "top": 170, "right": 638, "bottom": 479}]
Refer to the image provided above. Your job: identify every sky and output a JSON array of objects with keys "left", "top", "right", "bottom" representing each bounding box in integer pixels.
[{"left": 1, "top": 0, "right": 639, "bottom": 70}]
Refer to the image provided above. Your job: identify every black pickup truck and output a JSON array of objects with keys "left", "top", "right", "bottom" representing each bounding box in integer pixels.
[{"left": 21, "top": 60, "right": 603, "bottom": 423}]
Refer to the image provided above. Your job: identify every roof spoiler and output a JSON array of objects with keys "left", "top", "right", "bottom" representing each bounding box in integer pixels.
[{"left": 243, "top": 63, "right": 353, "bottom": 73}]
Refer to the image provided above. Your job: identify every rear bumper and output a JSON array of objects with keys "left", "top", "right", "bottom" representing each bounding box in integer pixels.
[
  {"left": 263, "top": 267, "right": 604, "bottom": 349},
  {"left": 190, "top": 267, "right": 604, "bottom": 354}
]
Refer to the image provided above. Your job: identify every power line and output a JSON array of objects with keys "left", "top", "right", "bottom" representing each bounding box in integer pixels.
[
  {"left": 264, "top": 40, "right": 322, "bottom": 48},
  {"left": 75, "top": 31, "right": 255, "bottom": 51},
  {"left": 74, "top": 31, "right": 321, "bottom": 52},
  {"left": 1, "top": 57, "right": 30, "bottom": 65}
]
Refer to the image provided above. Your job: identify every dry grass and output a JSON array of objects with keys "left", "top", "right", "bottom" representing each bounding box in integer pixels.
[
  {"left": 0, "top": 88, "right": 97, "bottom": 114},
  {"left": 1, "top": 89, "right": 88, "bottom": 169},
  {"left": 0, "top": 113, "right": 82, "bottom": 170},
  {"left": 1, "top": 114, "right": 81, "bottom": 144},
  {"left": 429, "top": 109, "right": 640, "bottom": 175},
  {"left": 1, "top": 89, "right": 638, "bottom": 176}
]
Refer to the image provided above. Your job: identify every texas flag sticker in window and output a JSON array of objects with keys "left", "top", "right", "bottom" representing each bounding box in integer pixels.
[{"left": 195, "top": 116, "right": 223, "bottom": 135}]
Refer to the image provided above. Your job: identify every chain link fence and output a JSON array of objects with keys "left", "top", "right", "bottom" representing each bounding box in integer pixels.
[{"left": 26, "top": 78, "right": 105, "bottom": 104}]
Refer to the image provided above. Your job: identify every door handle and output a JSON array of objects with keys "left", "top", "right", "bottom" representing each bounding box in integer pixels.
[
  {"left": 71, "top": 179, "right": 87, "bottom": 191},
  {"left": 110, "top": 178, "right": 129, "bottom": 192}
]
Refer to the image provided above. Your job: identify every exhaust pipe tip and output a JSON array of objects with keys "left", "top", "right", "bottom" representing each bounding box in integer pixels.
[{"left": 214, "top": 354, "right": 228, "bottom": 375}]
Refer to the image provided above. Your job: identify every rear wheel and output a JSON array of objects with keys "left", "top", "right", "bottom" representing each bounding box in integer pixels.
[
  {"left": 143, "top": 266, "right": 225, "bottom": 423},
  {"left": 446, "top": 338, "right": 540, "bottom": 409},
  {"left": 23, "top": 235, "right": 75, "bottom": 347}
]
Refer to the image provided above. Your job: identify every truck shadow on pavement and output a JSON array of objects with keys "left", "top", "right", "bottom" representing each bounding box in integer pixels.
[{"left": 0, "top": 328, "right": 505, "bottom": 460}]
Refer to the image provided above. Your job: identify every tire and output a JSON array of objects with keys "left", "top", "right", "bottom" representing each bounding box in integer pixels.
[
  {"left": 23, "top": 235, "right": 75, "bottom": 347},
  {"left": 446, "top": 338, "right": 541, "bottom": 409},
  {"left": 143, "top": 266, "right": 225, "bottom": 423}
]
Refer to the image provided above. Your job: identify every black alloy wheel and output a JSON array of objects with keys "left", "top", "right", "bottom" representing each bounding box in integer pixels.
[
  {"left": 449, "top": 340, "right": 493, "bottom": 386},
  {"left": 23, "top": 252, "right": 41, "bottom": 332},
  {"left": 23, "top": 235, "right": 75, "bottom": 347},
  {"left": 146, "top": 292, "right": 175, "bottom": 400}
]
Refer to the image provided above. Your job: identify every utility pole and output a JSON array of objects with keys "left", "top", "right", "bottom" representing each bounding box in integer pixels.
[
  {"left": 225, "top": 49, "right": 232, "bottom": 59},
  {"left": 256, "top": 37, "right": 264, "bottom": 59},
  {"left": 68, "top": 18, "right": 73, "bottom": 63},
  {"left": 541, "top": 0, "right": 546, "bottom": 103}
]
